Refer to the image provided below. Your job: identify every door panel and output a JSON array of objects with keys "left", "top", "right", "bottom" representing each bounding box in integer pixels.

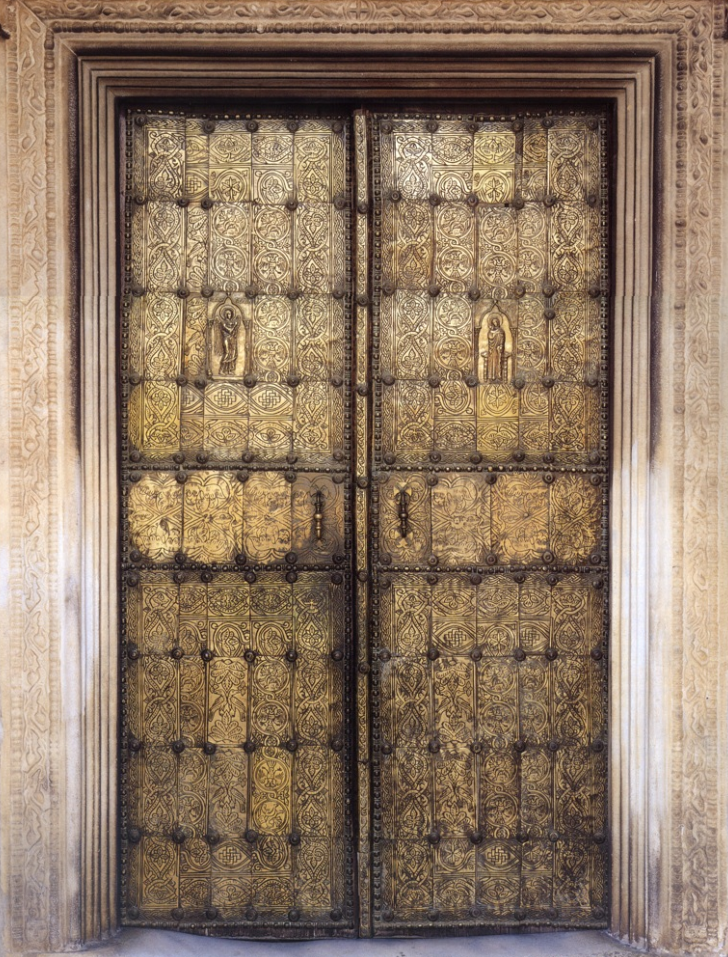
[
  {"left": 368, "top": 112, "right": 609, "bottom": 935},
  {"left": 121, "top": 111, "right": 357, "bottom": 936},
  {"left": 120, "top": 106, "right": 609, "bottom": 940}
]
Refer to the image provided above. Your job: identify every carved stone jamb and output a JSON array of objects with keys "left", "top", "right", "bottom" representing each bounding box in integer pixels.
[{"left": 0, "top": 1, "right": 725, "bottom": 955}]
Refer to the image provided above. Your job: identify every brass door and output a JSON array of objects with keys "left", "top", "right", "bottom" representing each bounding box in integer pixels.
[{"left": 120, "top": 107, "right": 608, "bottom": 938}]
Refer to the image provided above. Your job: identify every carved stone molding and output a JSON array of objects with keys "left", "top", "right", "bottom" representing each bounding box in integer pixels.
[{"left": 0, "top": 1, "right": 725, "bottom": 955}]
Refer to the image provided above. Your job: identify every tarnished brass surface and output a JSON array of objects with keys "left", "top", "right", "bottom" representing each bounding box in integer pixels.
[
  {"left": 120, "top": 107, "right": 609, "bottom": 939},
  {"left": 120, "top": 112, "right": 356, "bottom": 936},
  {"left": 369, "top": 113, "right": 609, "bottom": 935}
]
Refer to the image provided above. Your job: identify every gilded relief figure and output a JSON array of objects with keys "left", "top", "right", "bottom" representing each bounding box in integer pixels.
[
  {"left": 218, "top": 305, "right": 240, "bottom": 375},
  {"left": 476, "top": 302, "right": 513, "bottom": 383}
]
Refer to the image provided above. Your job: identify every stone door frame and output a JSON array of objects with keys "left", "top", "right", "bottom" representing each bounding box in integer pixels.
[{"left": 1, "top": 3, "right": 726, "bottom": 955}]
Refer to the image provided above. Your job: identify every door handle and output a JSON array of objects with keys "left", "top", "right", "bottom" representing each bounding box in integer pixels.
[
  {"left": 312, "top": 490, "right": 325, "bottom": 542},
  {"left": 395, "top": 488, "right": 410, "bottom": 538}
]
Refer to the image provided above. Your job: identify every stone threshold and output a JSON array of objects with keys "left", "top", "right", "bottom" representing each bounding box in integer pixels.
[{"left": 40, "top": 929, "right": 641, "bottom": 957}]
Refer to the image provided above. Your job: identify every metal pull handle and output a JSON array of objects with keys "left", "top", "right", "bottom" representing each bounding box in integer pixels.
[
  {"left": 313, "top": 490, "right": 324, "bottom": 542},
  {"left": 396, "top": 489, "right": 410, "bottom": 539}
]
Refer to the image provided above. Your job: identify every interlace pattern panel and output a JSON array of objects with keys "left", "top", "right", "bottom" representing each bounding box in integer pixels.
[
  {"left": 120, "top": 110, "right": 356, "bottom": 938},
  {"left": 368, "top": 111, "right": 609, "bottom": 936}
]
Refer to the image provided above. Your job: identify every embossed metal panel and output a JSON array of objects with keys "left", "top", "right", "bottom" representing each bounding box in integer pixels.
[
  {"left": 120, "top": 105, "right": 609, "bottom": 940},
  {"left": 120, "top": 110, "right": 356, "bottom": 937},
  {"left": 368, "top": 111, "right": 609, "bottom": 935}
]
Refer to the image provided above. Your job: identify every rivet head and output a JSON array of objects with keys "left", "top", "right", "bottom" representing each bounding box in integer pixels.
[
  {"left": 542, "top": 550, "right": 555, "bottom": 565},
  {"left": 128, "top": 826, "right": 142, "bottom": 844},
  {"left": 542, "top": 281, "right": 556, "bottom": 297},
  {"left": 427, "top": 827, "right": 441, "bottom": 844},
  {"left": 544, "top": 307, "right": 556, "bottom": 321},
  {"left": 379, "top": 648, "right": 391, "bottom": 662},
  {"left": 356, "top": 293, "right": 369, "bottom": 307},
  {"left": 592, "top": 738, "right": 605, "bottom": 753},
  {"left": 128, "top": 735, "right": 142, "bottom": 752},
  {"left": 202, "top": 119, "right": 216, "bottom": 133},
  {"left": 428, "top": 739, "right": 440, "bottom": 754},
  {"left": 588, "top": 284, "right": 602, "bottom": 298},
  {"left": 516, "top": 830, "right": 529, "bottom": 844},
  {"left": 288, "top": 831, "right": 301, "bottom": 846},
  {"left": 245, "top": 828, "right": 258, "bottom": 844},
  {"left": 170, "top": 645, "right": 184, "bottom": 660},
  {"left": 381, "top": 119, "right": 394, "bottom": 134},
  {"left": 205, "top": 906, "right": 219, "bottom": 920},
  {"left": 206, "top": 828, "right": 221, "bottom": 845},
  {"left": 381, "top": 742, "right": 393, "bottom": 755},
  {"left": 356, "top": 476, "right": 368, "bottom": 489},
  {"left": 330, "top": 908, "right": 343, "bottom": 921},
  {"left": 287, "top": 119, "right": 299, "bottom": 133},
  {"left": 427, "top": 283, "right": 441, "bottom": 298},
  {"left": 245, "top": 570, "right": 257, "bottom": 584},
  {"left": 425, "top": 119, "right": 439, "bottom": 133},
  {"left": 514, "top": 907, "right": 526, "bottom": 921},
  {"left": 358, "top": 661, "right": 371, "bottom": 675},
  {"left": 333, "top": 194, "right": 347, "bottom": 211},
  {"left": 593, "top": 830, "right": 606, "bottom": 844},
  {"left": 246, "top": 120, "right": 259, "bottom": 132},
  {"left": 130, "top": 549, "right": 143, "bottom": 563},
  {"left": 197, "top": 452, "right": 209, "bottom": 464},
  {"left": 356, "top": 383, "right": 369, "bottom": 397},
  {"left": 382, "top": 906, "right": 394, "bottom": 921},
  {"left": 133, "top": 192, "right": 146, "bottom": 205},
  {"left": 585, "top": 372, "right": 599, "bottom": 387},
  {"left": 466, "top": 192, "right": 479, "bottom": 207},
  {"left": 358, "top": 201, "right": 369, "bottom": 215},
  {"left": 548, "top": 738, "right": 560, "bottom": 751},
  {"left": 171, "top": 826, "right": 186, "bottom": 844},
  {"left": 470, "top": 573, "right": 482, "bottom": 586},
  {"left": 469, "top": 452, "right": 482, "bottom": 465},
  {"left": 512, "top": 195, "right": 525, "bottom": 210},
  {"left": 285, "top": 648, "right": 298, "bottom": 662},
  {"left": 201, "top": 197, "right": 213, "bottom": 211},
  {"left": 382, "top": 281, "right": 396, "bottom": 296},
  {"left": 543, "top": 472, "right": 555, "bottom": 484},
  {"left": 514, "top": 282, "right": 526, "bottom": 298},
  {"left": 244, "top": 373, "right": 257, "bottom": 388},
  {"left": 513, "top": 375, "right": 526, "bottom": 390},
  {"left": 429, "top": 450, "right": 441, "bottom": 463},
  {"left": 245, "top": 283, "right": 259, "bottom": 299},
  {"left": 514, "top": 738, "right": 526, "bottom": 753},
  {"left": 485, "top": 551, "right": 498, "bottom": 566},
  {"left": 426, "top": 473, "right": 438, "bottom": 486},
  {"left": 513, "top": 448, "right": 526, "bottom": 462},
  {"left": 544, "top": 194, "right": 557, "bottom": 207},
  {"left": 485, "top": 473, "right": 498, "bottom": 485},
  {"left": 469, "top": 830, "right": 483, "bottom": 845},
  {"left": 331, "top": 573, "right": 343, "bottom": 586},
  {"left": 591, "top": 647, "right": 604, "bottom": 661},
  {"left": 331, "top": 648, "right": 344, "bottom": 662},
  {"left": 176, "top": 198, "right": 189, "bottom": 209},
  {"left": 285, "top": 738, "right": 298, "bottom": 752},
  {"left": 586, "top": 193, "right": 598, "bottom": 207},
  {"left": 171, "top": 739, "right": 186, "bottom": 754},
  {"left": 465, "top": 374, "right": 479, "bottom": 387},
  {"left": 470, "top": 647, "right": 483, "bottom": 661},
  {"left": 286, "top": 286, "right": 301, "bottom": 299},
  {"left": 541, "top": 374, "right": 555, "bottom": 389},
  {"left": 126, "top": 572, "right": 140, "bottom": 587},
  {"left": 426, "top": 647, "right": 439, "bottom": 661},
  {"left": 129, "top": 450, "right": 142, "bottom": 464},
  {"left": 127, "top": 643, "right": 140, "bottom": 661},
  {"left": 588, "top": 450, "right": 601, "bottom": 465},
  {"left": 383, "top": 452, "right": 396, "bottom": 465},
  {"left": 428, "top": 554, "right": 439, "bottom": 567},
  {"left": 592, "top": 905, "right": 607, "bottom": 920},
  {"left": 513, "top": 647, "right": 526, "bottom": 662},
  {"left": 470, "top": 740, "right": 483, "bottom": 754},
  {"left": 245, "top": 906, "right": 258, "bottom": 921},
  {"left": 284, "top": 471, "right": 297, "bottom": 484},
  {"left": 468, "top": 286, "right": 481, "bottom": 301},
  {"left": 134, "top": 114, "right": 146, "bottom": 127},
  {"left": 243, "top": 739, "right": 256, "bottom": 753},
  {"left": 201, "top": 571, "right": 213, "bottom": 583},
  {"left": 426, "top": 573, "right": 438, "bottom": 585},
  {"left": 131, "top": 283, "right": 145, "bottom": 297},
  {"left": 171, "top": 906, "right": 185, "bottom": 920},
  {"left": 590, "top": 474, "right": 602, "bottom": 487},
  {"left": 288, "top": 907, "right": 301, "bottom": 921},
  {"left": 357, "top": 570, "right": 368, "bottom": 583},
  {"left": 331, "top": 736, "right": 344, "bottom": 752},
  {"left": 427, "top": 374, "right": 441, "bottom": 388},
  {"left": 244, "top": 648, "right": 257, "bottom": 663},
  {"left": 330, "top": 374, "right": 344, "bottom": 387},
  {"left": 332, "top": 284, "right": 346, "bottom": 300},
  {"left": 201, "top": 648, "right": 213, "bottom": 662},
  {"left": 428, "top": 192, "right": 441, "bottom": 207},
  {"left": 547, "top": 573, "right": 559, "bottom": 586},
  {"left": 194, "top": 377, "right": 207, "bottom": 390},
  {"left": 590, "top": 552, "right": 603, "bottom": 565},
  {"left": 389, "top": 188, "right": 401, "bottom": 202},
  {"left": 513, "top": 571, "right": 526, "bottom": 584},
  {"left": 428, "top": 908, "right": 440, "bottom": 921},
  {"left": 332, "top": 120, "right": 344, "bottom": 134},
  {"left": 382, "top": 373, "right": 395, "bottom": 386},
  {"left": 204, "top": 741, "right": 217, "bottom": 755}
]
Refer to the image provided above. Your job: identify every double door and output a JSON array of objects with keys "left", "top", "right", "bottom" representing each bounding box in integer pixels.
[{"left": 120, "top": 106, "right": 609, "bottom": 938}]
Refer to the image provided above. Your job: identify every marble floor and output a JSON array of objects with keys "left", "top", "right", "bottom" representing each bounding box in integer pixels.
[{"left": 42, "top": 929, "right": 641, "bottom": 957}]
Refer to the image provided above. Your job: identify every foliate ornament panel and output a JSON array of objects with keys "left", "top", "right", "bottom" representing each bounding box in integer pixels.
[
  {"left": 370, "top": 111, "right": 609, "bottom": 935},
  {"left": 121, "top": 109, "right": 355, "bottom": 937},
  {"left": 125, "top": 112, "right": 350, "bottom": 469}
]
